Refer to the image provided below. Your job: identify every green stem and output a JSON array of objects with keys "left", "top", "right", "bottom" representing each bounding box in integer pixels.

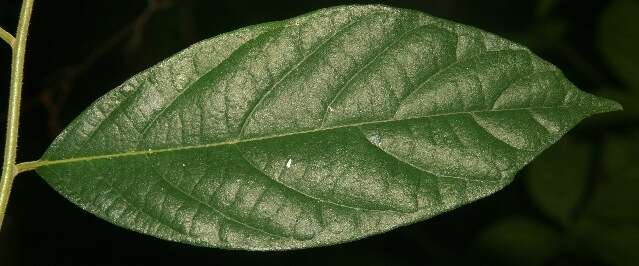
[
  {"left": 0, "top": 0, "right": 35, "bottom": 231},
  {"left": 0, "top": 27, "right": 15, "bottom": 48}
]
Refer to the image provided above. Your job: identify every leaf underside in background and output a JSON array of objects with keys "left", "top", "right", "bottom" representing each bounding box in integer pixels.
[{"left": 35, "top": 5, "right": 620, "bottom": 250}]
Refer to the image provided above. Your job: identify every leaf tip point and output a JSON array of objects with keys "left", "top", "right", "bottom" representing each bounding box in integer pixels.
[
  {"left": 603, "top": 98, "right": 624, "bottom": 113},
  {"left": 587, "top": 95, "right": 624, "bottom": 115}
]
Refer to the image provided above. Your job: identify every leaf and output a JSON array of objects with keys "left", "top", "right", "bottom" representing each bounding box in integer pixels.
[
  {"left": 34, "top": 5, "right": 620, "bottom": 250},
  {"left": 525, "top": 137, "right": 591, "bottom": 225},
  {"left": 598, "top": 0, "right": 639, "bottom": 89},
  {"left": 474, "top": 217, "right": 561, "bottom": 266}
]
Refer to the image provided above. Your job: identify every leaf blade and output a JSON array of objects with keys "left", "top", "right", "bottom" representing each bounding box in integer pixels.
[{"left": 36, "top": 5, "right": 620, "bottom": 250}]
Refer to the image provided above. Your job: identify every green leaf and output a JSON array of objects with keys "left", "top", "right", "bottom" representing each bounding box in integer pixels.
[
  {"left": 474, "top": 217, "right": 561, "bottom": 266},
  {"left": 598, "top": 0, "right": 639, "bottom": 89},
  {"left": 526, "top": 137, "right": 590, "bottom": 225},
  {"left": 34, "top": 5, "right": 620, "bottom": 250}
]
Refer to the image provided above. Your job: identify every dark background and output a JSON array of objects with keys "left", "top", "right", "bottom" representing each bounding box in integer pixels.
[{"left": 0, "top": 0, "right": 637, "bottom": 265}]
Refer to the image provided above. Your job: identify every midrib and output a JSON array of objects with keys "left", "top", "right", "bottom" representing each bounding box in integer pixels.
[{"left": 16, "top": 105, "right": 578, "bottom": 172}]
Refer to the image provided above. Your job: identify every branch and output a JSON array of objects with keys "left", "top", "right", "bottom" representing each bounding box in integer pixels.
[
  {"left": 0, "top": 26, "right": 15, "bottom": 48},
  {"left": 0, "top": 0, "right": 35, "bottom": 231}
]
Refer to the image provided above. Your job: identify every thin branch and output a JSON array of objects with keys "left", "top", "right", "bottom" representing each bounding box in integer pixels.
[
  {"left": 0, "top": 26, "right": 15, "bottom": 48},
  {"left": 0, "top": 0, "right": 35, "bottom": 230}
]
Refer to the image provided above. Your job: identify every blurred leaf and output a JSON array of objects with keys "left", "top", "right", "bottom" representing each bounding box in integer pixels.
[
  {"left": 586, "top": 132, "right": 639, "bottom": 224},
  {"left": 521, "top": 18, "right": 568, "bottom": 51},
  {"left": 598, "top": 0, "right": 639, "bottom": 89},
  {"left": 536, "top": 0, "right": 559, "bottom": 17},
  {"left": 587, "top": 177, "right": 639, "bottom": 224},
  {"left": 475, "top": 217, "right": 561, "bottom": 266},
  {"left": 602, "top": 131, "right": 639, "bottom": 176},
  {"left": 526, "top": 138, "right": 591, "bottom": 225},
  {"left": 574, "top": 219, "right": 639, "bottom": 266}
]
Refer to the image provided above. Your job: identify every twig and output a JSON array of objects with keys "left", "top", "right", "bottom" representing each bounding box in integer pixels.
[
  {"left": 0, "top": 0, "right": 35, "bottom": 231},
  {"left": 0, "top": 26, "right": 15, "bottom": 48}
]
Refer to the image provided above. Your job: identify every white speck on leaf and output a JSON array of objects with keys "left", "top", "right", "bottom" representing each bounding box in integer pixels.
[
  {"left": 286, "top": 159, "right": 292, "bottom": 168},
  {"left": 370, "top": 134, "right": 381, "bottom": 145}
]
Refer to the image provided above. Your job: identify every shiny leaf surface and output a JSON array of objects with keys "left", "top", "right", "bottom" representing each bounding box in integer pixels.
[{"left": 35, "top": 5, "right": 620, "bottom": 250}]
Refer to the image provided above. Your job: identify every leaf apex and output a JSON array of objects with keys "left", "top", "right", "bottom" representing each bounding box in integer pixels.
[
  {"left": 597, "top": 97, "right": 624, "bottom": 113},
  {"left": 579, "top": 92, "right": 624, "bottom": 115}
]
